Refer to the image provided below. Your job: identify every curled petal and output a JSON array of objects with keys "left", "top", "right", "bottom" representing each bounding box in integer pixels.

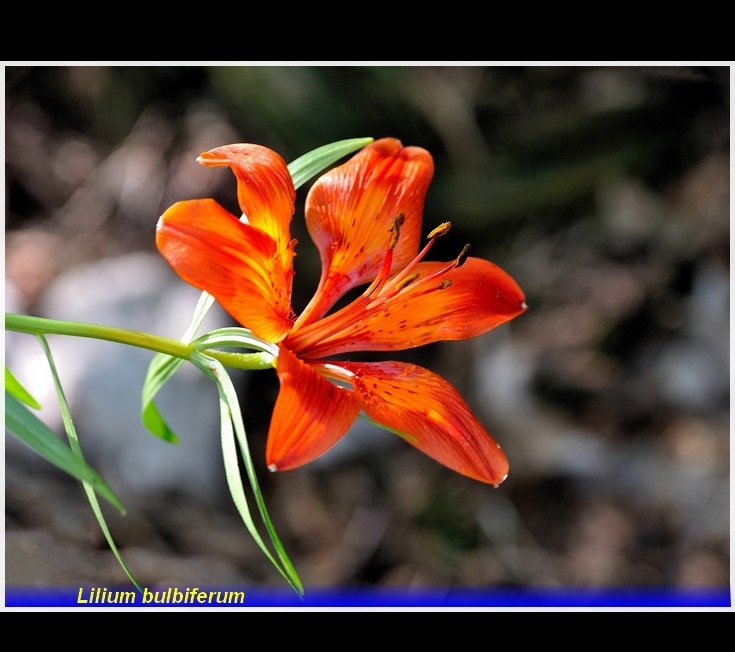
[
  {"left": 341, "top": 360, "right": 510, "bottom": 486},
  {"left": 156, "top": 199, "right": 294, "bottom": 342},
  {"left": 296, "top": 138, "right": 434, "bottom": 326},
  {"left": 197, "top": 144, "right": 296, "bottom": 267},
  {"left": 289, "top": 257, "right": 527, "bottom": 358},
  {"left": 267, "top": 345, "right": 362, "bottom": 471}
]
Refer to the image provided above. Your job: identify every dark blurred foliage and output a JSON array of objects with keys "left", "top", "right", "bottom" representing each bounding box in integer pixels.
[{"left": 4, "top": 65, "right": 730, "bottom": 595}]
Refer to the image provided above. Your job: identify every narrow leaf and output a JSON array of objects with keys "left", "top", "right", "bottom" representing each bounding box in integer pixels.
[
  {"left": 36, "top": 335, "right": 142, "bottom": 590},
  {"left": 182, "top": 292, "right": 217, "bottom": 342},
  {"left": 140, "top": 352, "right": 184, "bottom": 443},
  {"left": 288, "top": 137, "right": 373, "bottom": 190},
  {"left": 139, "top": 292, "right": 215, "bottom": 441},
  {"left": 5, "top": 366, "right": 41, "bottom": 409},
  {"left": 5, "top": 392, "right": 124, "bottom": 512},
  {"left": 192, "top": 352, "right": 303, "bottom": 596}
]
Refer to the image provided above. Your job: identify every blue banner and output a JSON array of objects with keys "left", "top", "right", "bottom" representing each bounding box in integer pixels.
[{"left": 5, "top": 586, "right": 731, "bottom": 608}]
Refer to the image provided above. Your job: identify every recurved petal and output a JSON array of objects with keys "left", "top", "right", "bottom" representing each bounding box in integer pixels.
[
  {"left": 156, "top": 198, "right": 295, "bottom": 342},
  {"left": 197, "top": 143, "right": 296, "bottom": 264},
  {"left": 296, "top": 138, "right": 434, "bottom": 326},
  {"left": 341, "top": 360, "right": 510, "bottom": 486},
  {"left": 266, "top": 345, "right": 362, "bottom": 472},
  {"left": 290, "top": 257, "right": 527, "bottom": 359}
]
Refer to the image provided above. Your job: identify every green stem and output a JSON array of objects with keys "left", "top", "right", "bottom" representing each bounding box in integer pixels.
[{"left": 5, "top": 313, "right": 274, "bottom": 371}]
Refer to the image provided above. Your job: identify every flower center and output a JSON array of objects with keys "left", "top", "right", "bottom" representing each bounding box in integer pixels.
[
  {"left": 364, "top": 218, "right": 468, "bottom": 311},
  {"left": 285, "top": 216, "right": 468, "bottom": 358}
]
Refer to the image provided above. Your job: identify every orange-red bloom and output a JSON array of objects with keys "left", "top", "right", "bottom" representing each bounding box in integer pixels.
[{"left": 156, "top": 138, "right": 527, "bottom": 486}]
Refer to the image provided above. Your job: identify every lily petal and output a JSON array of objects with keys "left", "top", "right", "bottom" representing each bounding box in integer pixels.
[
  {"left": 296, "top": 138, "right": 434, "bottom": 327},
  {"left": 197, "top": 144, "right": 296, "bottom": 268},
  {"left": 342, "top": 360, "right": 510, "bottom": 486},
  {"left": 156, "top": 198, "right": 295, "bottom": 343},
  {"left": 267, "top": 345, "right": 362, "bottom": 471},
  {"left": 289, "top": 257, "right": 527, "bottom": 358}
]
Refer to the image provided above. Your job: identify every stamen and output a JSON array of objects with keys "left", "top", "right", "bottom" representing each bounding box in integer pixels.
[
  {"left": 455, "top": 244, "right": 470, "bottom": 268},
  {"left": 427, "top": 221, "right": 452, "bottom": 239},
  {"left": 389, "top": 213, "right": 405, "bottom": 249},
  {"left": 376, "top": 222, "right": 446, "bottom": 300},
  {"left": 361, "top": 237, "right": 396, "bottom": 301},
  {"left": 394, "top": 272, "right": 420, "bottom": 293},
  {"left": 385, "top": 242, "right": 470, "bottom": 300},
  {"left": 361, "top": 212, "right": 405, "bottom": 299},
  {"left": 287, "top": 221, "right": 471, "bottom": 355}
]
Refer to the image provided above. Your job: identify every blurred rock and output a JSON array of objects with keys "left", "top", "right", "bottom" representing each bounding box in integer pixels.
[{"left": 6, "top": 251, "right": 232, "bottom": 503}]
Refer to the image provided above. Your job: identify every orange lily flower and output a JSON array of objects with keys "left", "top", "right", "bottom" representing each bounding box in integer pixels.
[{"left": 156, "top": 138, "right": 527, "bottom": 486}]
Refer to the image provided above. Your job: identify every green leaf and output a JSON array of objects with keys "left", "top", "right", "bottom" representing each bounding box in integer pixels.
[
  {"left": 288, "top": 137, "right": 373, "bottom": 190},
  {"left": 139, "top": 292, "right": 216, "bottom": 442},
  {"left": 5, "top": 366, "right": 41, "bottom": 409},
  {"left": 192, "top": 352, "right": 303, "bottom": 596},
  {"left": 181, "top": 292, "right": 217, "bottom": 342},
  {"left": 191, "top": 326, "right": 277, "bottom": 353},
  {"left": 34, "top": 334, "right": 142, "bottom": 591},
  {"left": 140, "top": 352, "right": 185, "bottom": 443},
  {"left": 5, "top": 391, "right": 124, "bottom": 512}
]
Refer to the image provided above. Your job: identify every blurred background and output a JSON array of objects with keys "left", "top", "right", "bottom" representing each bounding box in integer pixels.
[{"left": 4, "top": 65, "right": 730, "bottom": 598}]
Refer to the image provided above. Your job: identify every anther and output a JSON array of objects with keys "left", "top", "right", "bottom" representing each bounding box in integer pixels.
[
  {"left": 389, "top": 213, "right": 405, "bottom": 249},
  {"left": 428, "top": 221, "right": 452, "bottom": 239},
  {"left": 455, "top": 244, "right": 470, "bottom": 268},
  {"left": 395, "top": 272, "right": 420, "bottom": 292}
]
